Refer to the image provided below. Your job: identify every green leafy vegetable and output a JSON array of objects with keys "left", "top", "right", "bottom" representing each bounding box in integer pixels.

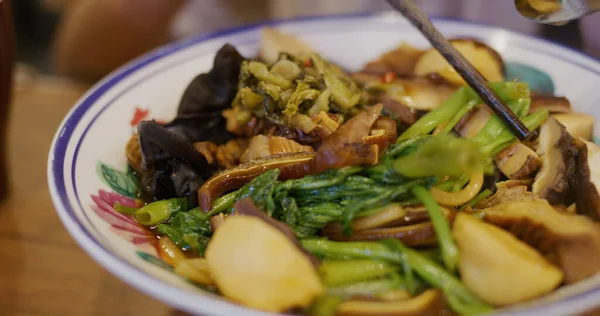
[
  {"left": 392, "top": 134, "right": 488, "bottom": 179},
  {"left": 239, "top": 87, "right": 264, "bottom": 109},
  {"left": 234, "top": 168, "right": 280, "bottom": 215},
  {"left": 233, "top": 53, "right": 364, "bottom": 131},
  {"left": 156, "top": 207, "right": 212, "bottom": 255},
  {"left": 283, "top": 81, "right": 320, "bottom": 118},
  {"left": 288, "top": 166, "right": 363, "bottom": 190},
  {"left": 247, "top": 60, "right": 293, "bottom": 89}
]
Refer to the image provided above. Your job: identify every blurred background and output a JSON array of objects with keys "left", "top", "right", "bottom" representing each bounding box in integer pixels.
[
  {"left": 1, "top": 0, "right": 599, "bottom": 315},
  {"left": 10, "top": 0, "right": 598, "bottom": 79}
]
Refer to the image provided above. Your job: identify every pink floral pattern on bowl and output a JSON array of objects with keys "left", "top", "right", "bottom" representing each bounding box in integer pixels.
[
  {"left": 90, "top": 189, "right": 158, "bottom": 257},
  {"left": 88, "top": 106, "right": 170, "bottom": 264}
]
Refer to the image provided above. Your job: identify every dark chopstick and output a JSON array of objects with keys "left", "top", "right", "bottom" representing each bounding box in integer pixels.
[{"left": 386, "top": 0, "right": 533, "bottom": 141}]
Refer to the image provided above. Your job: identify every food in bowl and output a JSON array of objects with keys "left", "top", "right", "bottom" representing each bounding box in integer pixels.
[{"left": 117, "top": 27, "right": 600, "bottom": 315}]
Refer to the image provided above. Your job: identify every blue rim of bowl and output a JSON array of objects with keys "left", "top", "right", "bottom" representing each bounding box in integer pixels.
[{"left": 47, "top": 12, "right": 600, "bottom": 315}]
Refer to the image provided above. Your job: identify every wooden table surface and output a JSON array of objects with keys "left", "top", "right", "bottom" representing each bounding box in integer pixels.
[{"left": 0, "top": 68, "right": 188, "bottom": 316}]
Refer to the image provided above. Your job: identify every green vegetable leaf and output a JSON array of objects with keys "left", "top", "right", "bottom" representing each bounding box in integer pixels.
[
  {"left": 288, "top": 166, "right": 363, "bottom": 190},
  {"left": 392, "top": 135, "right": 488, "bottom": 179},
  {"left": 156, "top": 208, "right": 212, "bottom": 256},
  {"left": 234, "top": 168, "right": 280, "bottom": 213},
  {"left": 283, "top": 81, "right": 320, "bottom": 118},
  {"left": 170, "top": 208, "right": 211, "bottom": 236},
  {"left": 281, "top": 196, "right": 300, "bottom": 228}
]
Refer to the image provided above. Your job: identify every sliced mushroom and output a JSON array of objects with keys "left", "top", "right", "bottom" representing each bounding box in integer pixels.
[
  {"left": 572, "top": 139, "right": 600, "bottom": 220},
  {"left": 323, "top": 205, "right": 431, "bottom": 232},
  {"left": 355, "top": 73, "right": 456, "bottom": 112},
  {"left": 414, "top": 39, "right": 504, "bottom": 86},
  {"left": 494, "top": 142, "right": 541, "bottom": 180},
  {"left": 363, "top": 117, "right": 397, "bottom": 154},
  {"left": 389, "top": 77, "right": 456, "bottom": 111},
  {"left": 532, "top": 117, "right": 578, "bottom": 205},
  {"left": 378, "top": 96, "right": 420, "bottom": 127},
  {"left": 322, "top": 207, "right": 452, "bottom": 246},
  {"left": 362, "top": 42, "right": 425, "bottom": 77},
  {"left": 259, "top": 27, "right": 315, "bottom": 64},
  {"left": 553, "top": 113, "right": 595, "bottom": 141},
  {"left": 205, "top": 205, "right": 322, "bottom": 312},
  {"left": 455, "top": 106, "right": 493, "bottom": 139},
  {"left": 474, "top": 183, "right": 536, "bottom": 209},
  {"left": 197, "top": 152, "right": 316, "bottom": 212},
  {"left": 454, "top": 212, "right": 563, "bottom": 306},
  {"left": 309, "top": 104, "right": 384, "bottom": 174},
  {"left": 336, "top": 289, "right": 449, "bottom": 316},
  {"left": 323, "top": 221, "right": 438, "bottom": 247},
  {"left": 530, "top": 95, "right": 571, "bottom": 114},
  {"left": 483, "top": 200, "right": 600, "bottom": 283}
]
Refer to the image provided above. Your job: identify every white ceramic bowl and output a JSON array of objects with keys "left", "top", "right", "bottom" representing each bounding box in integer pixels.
[{"left": 48, "top": 13, "right": 600, "bottom": 316}]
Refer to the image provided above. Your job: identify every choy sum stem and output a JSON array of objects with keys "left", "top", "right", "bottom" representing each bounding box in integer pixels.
[
  {"left": 318, "top": 259, "right": 398, "bottom": 286},
  {"left": 411, "top": 185, "right": 459, "bottom": 272},
  {"left": 326, "top": 275, "right": 405, "bottom": 297},
  {"left": 461, "top": 189, "right": 493, "bottom": 210},
  {"left": 484, "top": 109, "right": 549, "bottom": 155},
  {"left": 301, "top": 239, "right": 401, "bottom": 262},
  {"left": 381, "top": 239, "right": 493, "bottom": 315},
  {"left": 207, "top": 191, "right": 237, "bottom": 216},
  {"left": 438, "top": 99, "right": 479, "bottom": 135},
  {"left": 397, "top": 87, "right": 471, "bottom": 142},
  {"left": 301, "top": 239, "right": 492, "bottom": 315},
  {"left": 397, "top": 82, "right": 530, "bottom": 143},
  {"left": 134, "top": 197, "right": 187, "bottom": 226}
]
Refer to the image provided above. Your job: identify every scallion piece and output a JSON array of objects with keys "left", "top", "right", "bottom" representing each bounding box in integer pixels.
[
  {"left": 134, "top": 197, "right": 187, "bottom": 226},
  {"left": 113, "top": 203, "right": 137, "bottom": 215}
]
